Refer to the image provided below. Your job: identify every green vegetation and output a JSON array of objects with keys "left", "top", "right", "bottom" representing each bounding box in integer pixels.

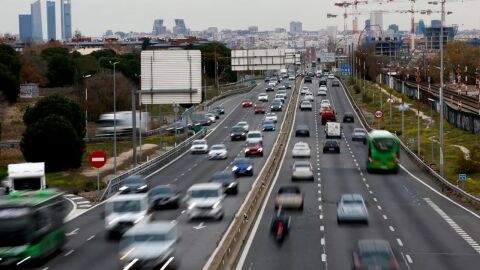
[{"left": 0, "top": 44, "right": 21, "bottom": 103}]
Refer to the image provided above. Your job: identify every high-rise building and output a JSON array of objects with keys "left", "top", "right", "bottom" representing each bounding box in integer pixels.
[
  {"left": 431, "top": 20, "right": 441, "bottom": 28},
  {"left": 275, "top": 28, "right": 286, "bottom": 33},
  {"left": 388, "top": 24, "right": 399, "bottom": 33},
  {"left": 417, "top": 20, "right": 426, "bottom": 35},
  {"left": 46, "top": 1, "right": 56, "bottom": 40},
  {"left": 289, "top": 21, "right": 302, "bottom": 34},
  {"left": 19, "top": 14, "right": 32, "bottom": 42},
  {"left": 152, "top": 19, "right": 167, "bottom": 35},
  {"left": 365, "top": 19, "right": 371, "bottom": 32},
  {"left": 61, "top": 0, "right": 72, "bottom": 40},
  {"left": 370, "top": 11, "right": 383, "bottom": 31},
  {"left": 31, "top": 0, "right": 43, "bottom": 41},
  {"left": 173, "top": 19, "right": 189, "bottom": 36}
]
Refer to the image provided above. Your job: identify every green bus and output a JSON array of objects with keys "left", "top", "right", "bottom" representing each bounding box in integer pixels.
[
  {"left": 0, "top": 189, "right": 67, "bottom": 266},
  {"left": 367, "top": 130, "right": 400, "bottom": 173}
]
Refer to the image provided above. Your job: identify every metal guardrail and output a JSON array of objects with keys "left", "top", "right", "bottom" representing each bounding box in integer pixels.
[
  {"left": 204, "top": 77, "right": 303, "bottom": 270},
  {"left": 340, "top": 79, "right": 480, "bottom": 206}
]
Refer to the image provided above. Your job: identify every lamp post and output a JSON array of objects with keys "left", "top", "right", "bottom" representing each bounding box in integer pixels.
[
  {"left": 110, "top": 61, "right": 120, "bottom": 175},
  {"left": 427, "top": 97, "right": 435, "bottom": 163},
  {"left": 82, "top": 74, "right": 91, "bottom": 138}
]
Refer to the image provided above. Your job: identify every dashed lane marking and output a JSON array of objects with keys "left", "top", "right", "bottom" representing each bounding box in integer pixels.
[
  {"left": 389, "top": 226, "right": 395, "bottom": 232},
  {"left": 397, "top": 238, "right": 404, "bottom": 247}
]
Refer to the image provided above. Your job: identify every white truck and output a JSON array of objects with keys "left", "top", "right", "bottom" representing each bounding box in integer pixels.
[
  {"left": 97, "top": 111, "right": 150, "bottom": 136},
  {"left": 325, "top": 122, "right": 341, "bottom": 139},
  {"left": 280, "top": 68, "right": 288, "bottom": 78},
  {"left": 4, "top": 162, "right": 46, "bottom": 193}
]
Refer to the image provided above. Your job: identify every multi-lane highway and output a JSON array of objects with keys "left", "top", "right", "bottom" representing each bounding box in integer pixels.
[
  {"left": 236, "top": 76, "right": 480, "bottom": 270},
  {"left": 38, "top": 81, "right": 296, "bottom": 270}
]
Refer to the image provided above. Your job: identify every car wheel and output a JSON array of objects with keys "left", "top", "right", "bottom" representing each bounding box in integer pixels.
[
  {"left": 218, "top": 213, "right": 224, "bottom": 221},
  {"left": 233, "top": 188, "right": 238, "bottom": 195},
  {"left": 323, "top": 150, "right": 326, "bottom": 154},
  {"left": 299, "top": 203, "right": 304, "bottom": 211},
  {"left": 260, "top": 153, "right": 264, "bottom": 157}
]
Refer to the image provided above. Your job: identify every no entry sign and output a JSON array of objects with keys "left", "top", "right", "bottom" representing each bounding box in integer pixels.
[
  {"left": 89, "top": 151, "right": 107, "bottom": 168},
  {"left": 374, "top": 110, "right": 383, "bottom": 119}
]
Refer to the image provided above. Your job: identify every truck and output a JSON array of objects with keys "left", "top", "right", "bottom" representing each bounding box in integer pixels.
[
  {"left": 5, "top": 162, "right": 46, "bottom": 194},
  {"left": 325, "top": 122, "right": 341, "bottom": 139},
  {"left": 320, "top": 108, "right": 336, "bottom": 125},
  {"left": 97, "top": 111, "right": 150, "bottom": 136},
  {"left": 280, "top": 68, "right": 288, "bottom": 78}
]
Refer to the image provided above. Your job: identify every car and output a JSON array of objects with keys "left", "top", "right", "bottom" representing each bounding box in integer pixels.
[
  {"left": 319, "top": 78, "right": 327, "bottom": 87},
  {"left": 292, "top": 142, "right": 311, "bottom": 158},
  {"left": 320, "top": 100, "right": 331, "bottom": 107},
  {"left": 277, "top": 89, "right": 287, "bottom": 96},
  {"left": 295, "top": 125, "right": 310, "bottom": 137},
  {"left": 265, "top": 112, "right": 278, "bottom": 123},
  {"left": 264, "top": 77, "right": 270, "bottom": 82},
  {"left": 323, "top": 139, "right": 340, "bottom": 153},
  {"left": 242, "top": 99, "right": 253, "bottom": 107},
  {"left": 148, "top": 184, "right": 180, "bottom": 209},
  {"left": 190, "top": 139, "right": 209, "bottom": 154},
  {"left": 270, "top": 100, "right": 283, "bottom": 111},
  {"left": 291, "top": 161, "right": 314, "bottom": 181},
  {"left": 262, "top": 120, "right": 276, "bottom": 131},
  {"left": 254, "top": 104, "right": 266, "bottom": 114},
  {"left": 230, "top": 125, "right": 247, "bottom": 141},
  {"left": 353, "top": 239, "right": 399, "bottom": 270},
  {"left": 319, "top": 85, "right": 328, "bottom": 91},
  {"left": 265, "top": 86, "right": 275, "bottom": 92},
  {"left": 320, "top": 108, "right": 336, "bottom": 124},
  {"left": 317, "top": 89, "right": 327, "bottom": 96},
  {"left": 246, "top": 130, "right": 263, "bottom": 145},
  {"left": 205, "top": 113, "right": 216, "bottom": 123},
  {"left": 305, "top": 76, "right": 312, "bottom": 83},
  {"left": 305, "top": 93, "right": 314, "bottom": 101},
  {"left": 299, "top": 100, "right": 313, "bottom": 111},
  {"left": 208, "top": 110, "right": 220, "bottom": 119},
  {"left": 191, "top": 113, "right": 211, "bottom": 126},
  {"left": 343, "top": 112, "right": 355, "bottom": 123},
  {"left": 237, "top": 121, "right": 249, "bottom": 132},
  {"left": 284, "top": 82, "right": 292, "bottom": 89},
  {"left": 351, "top": 128, "right": 367, "bottom": 144},
  {"left": 119, "top": 175, "right": 148, "bottom": 194},
  {"left": 245, "top": 142, "right": 264, "bottom": 157},
  {"left": 211, "top": 171, "right": 238, "bottom": 195},
  {"left": 212, "top": 106, "right": 225, "bottom": 114},
  {"left": 278, "top": 84, "right": 286, "bottom": 90},
  {"left": 208, "top": 144, "right": 228, "bottom": 160},
  {"left": 337, "top": 194, "right": 369, "bottom": 224},
  {"left": 300, "top": 87, "right": 310, "bottom": 95},
  {"left": 288, "top": 75, "right": 295, "bottom": 80},
  {"left": 328, "top": 73, "right": 335, "bottom": 79},
  {"left": 258, "top": 93, "right": 269, "bottom": 102},
  {"left": 165, "top": 121, "right": 186, "bottom": 134},
  {"left": 332, "top": 80, "right": 340, "bottom": 87},
  {"left": 268, "top": 81, "right": 277, "bottom": 87},
  {"left": 185, "top": 183, "right": 224, "bottom": 221},
  {"left": 105, "top": 194, "right": 150, "bottom": 238},
  {"left": 275, "top": 94, "right": 286, "bottom": 102},
  {"left": 232, "top": 157, "right": 254, "bottom": 176},
  {"left": 274, "top": 185, "right": 303, "bottom": 210}
]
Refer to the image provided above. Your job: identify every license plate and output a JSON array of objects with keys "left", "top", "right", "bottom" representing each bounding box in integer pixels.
[{"left": 329, "top": 148, "right": 334, "bottom": 151}]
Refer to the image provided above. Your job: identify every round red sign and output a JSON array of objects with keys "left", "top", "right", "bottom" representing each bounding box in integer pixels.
[
  {"left": 374, "top": 110, "right": 383, "bottom": 119},
  {"left": 89, "top": 151, "right": 107, "bottom": 168}
]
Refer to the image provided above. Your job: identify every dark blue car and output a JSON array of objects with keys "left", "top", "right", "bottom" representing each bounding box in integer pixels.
[
  {"left": 232, "top": 157, "right": 253, "bottom": 176},
  {"left": 262, "top": 120, "right": 276, "bottom": 131}
]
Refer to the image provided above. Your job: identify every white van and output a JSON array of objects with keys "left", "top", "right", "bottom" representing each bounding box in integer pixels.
[
  {"left": 325, "top": 122, "right": 341, "bottom": 139},
  {"left": 185, "top": 183, "right": 224, "bottom": 221},
  {"left": 105, "top": 193, "right": 150, "bottom": 238},
  {"left": 6, "top": 162, "right": 46, "bottom": 193}
]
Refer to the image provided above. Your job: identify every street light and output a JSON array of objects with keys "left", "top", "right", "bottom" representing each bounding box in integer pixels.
[
  {"left": 110, "top": 60, "right": 120, "bottom": 175},
  {"left": 427, "top": 98, "right": 435, "bottom": 164},
  {"left": 82, "top": 74, "right": 91, "bottom": 138}
]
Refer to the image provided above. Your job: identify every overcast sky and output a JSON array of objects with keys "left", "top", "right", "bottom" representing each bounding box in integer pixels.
[{"left": 1, "top": 0, "right": 479, "bottom": 37}]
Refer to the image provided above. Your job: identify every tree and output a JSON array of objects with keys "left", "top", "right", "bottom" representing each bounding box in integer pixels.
[
  {"left": 199, "top": 42, "right": 236, "bottom": 83},
  {"left": 19, "top": 50, "right": 48, "bottom": 86},
  {"left": 45, "top": 54, "right": 75, "bottom": 86},
  {"left": 0, "top": 44, "right": 21, "bottom": 103},
  {"left": 142, "top": 38, "right": 151, "bottom": 50}
]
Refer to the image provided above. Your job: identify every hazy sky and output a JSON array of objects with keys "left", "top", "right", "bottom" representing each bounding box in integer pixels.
[{"left": 1, "top": 0, "right": 479, "bottom": 37}]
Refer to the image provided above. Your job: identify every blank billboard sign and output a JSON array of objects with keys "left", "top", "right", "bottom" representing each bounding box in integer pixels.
[
  {"left": 140, "top": 50, "right": 202, "bottom": 104},
  {"left": 231, "top": 49, "right": 300, "bottom": 71}
]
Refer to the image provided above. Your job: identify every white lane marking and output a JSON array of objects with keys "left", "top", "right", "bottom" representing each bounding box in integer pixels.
[
  {"left": 382, "top": 214, "right": 388, "bottom": 220},
  {"left": 64, "top": 194, "right": 76, "bottom": 197},
  {"left": 77, "top": 201, "right": 91, "bottom": 205},
  {"left": 70, "top": 197, "right": 84, "bottom": 201},
  {"left": 397, "top": 238, "right": 404, "bottom": 247},
  {"left": 377, "top": 205, "right": 382, "bottom": 210},
  {"left": 366, "top": 184, "right": 370, "bottom": 188},
  {"left": 369, "top": 190, "right": 373, "bottom": 194},
  {"left": 87, "top": 235, "right": 95, "bottom": 241},
  {"left": 373, "top": 197, "right": 378, "bottom": 202},
  {"left": 320, "top": 214, "right": 323, "bottom": 220},
  {"left": 424, "top": 198, "right": 480, "bottom": 254},
  {"left": 400, "top": 252, "right": 412, "bottom": 270},
  {"left": 159, "top": 257, "right": 175, "bottom": 270},
  {"left": 318, "top": 205, "right": 322, "bottom": 210},
  {"left": 321, "top": 238, "right": 325, "bottom": 245},
  {"left": 65, "top": 228, "right": 79, "bottom": 236},
  {"left": 64, "top": 250, "right": 74, "bottom": 257},
  {"left": 320, "top": 226, "right": 324, "bottom": 231},
  {"left": 16, "top": 256, "right": 31, "bottom": 265},
  {"left": 321, "top": 253, "right": 327, "bottom": 262},
  {"left": 405, "top": 254, "right": 413, "bottom": 264},
  {"left": 389, "top": 226, "right": 395, "bottom": 232}
]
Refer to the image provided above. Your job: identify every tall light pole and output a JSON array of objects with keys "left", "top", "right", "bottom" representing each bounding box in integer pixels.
[
  {"left": 82, "top": 74, "right": 91, "bottom": 138},
  {"left": 428, "top": 98, "right": 435, "bottom": 163},
  {"left": 110, "top": 61, "right": 120, "bottom": 175}
]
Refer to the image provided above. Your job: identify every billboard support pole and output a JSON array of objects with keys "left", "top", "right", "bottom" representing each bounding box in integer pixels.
[{"left": 132, "top": 89, "right": 137, "bottom": 167}]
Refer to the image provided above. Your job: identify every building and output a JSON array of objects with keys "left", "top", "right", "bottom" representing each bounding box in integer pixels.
[
  {"left": 173, "top": 19, "right": 189, "bottom": 36},
  {"left": 31, "top": 0, "right": 43, "bottom": 41},
  {"left": 275, "top": 28, "right": 286, "bottom": 33},
  {"left": 289, "top": 21, "right": 302, "bottom": 34},
  {"left": 370, "top": 11, "right": 383, "bottom": 31},
  {"left": 365, "top": 19, "right": 371, "bottom": 32},
  {"left": 61, "top": 0, "right": 72, "bottom": 40},
  {"left": 248, "top": 26, "right": 258, "bottom": 33},
  {"left": 207, "top": 27, "right": 218, "bottom": 34},
  {"left": 152, "top": 19, "right": 166, "bottom": 35},
  {"left": 46, "top": 1, "right": 56, "bottom": 40},
  {"left": 18, "top": 15, "right": 32, "bottom": 42},
  {"left": 424, "top": 24, "right": 457, "bottom": 50},
  {"left": 388, "top": 24, "right": 399, "bottom": 34},
  {"left": 431, "top": 20, "right": 442, "bottom": 28},
  {"left": 416, "top": 19, "right": 426, "bottom": 35}
]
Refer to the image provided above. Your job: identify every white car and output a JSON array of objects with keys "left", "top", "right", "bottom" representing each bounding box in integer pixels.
[
  {"left": 246, "top": 131, "right": 263, "bottom": 145},
  {"left": 208, "top": 144, "right": 228, "bottom": 159},
  {"left": 265, "top": 113, "right": 277, "bottom": 123},
  {"left": 277, "top": 90, "right": 287, "bottom": 96},
  {"left": 289, "top": 75, "right": 295, "bottom": 80},
  {"left": 292, "top": 142, "right": 311, "bottom": 158},
  {"left": 299, "top": 100, "right": 313, "bottom": 111},
  {"left": 190, "top": 139, "right": 209, "bottom": 154},
  {"left": 275, "top": 93, "right": 286, "bottom": 102},
  {"left": 319, "top": 85, "right": 328, "bottom": 91},
  {"left": 328, "top": 74, "right": 335, "bottom": 79},
  {"left": 258, "top": 93, "right": 268, "bottom": 102},
  {"left": 205, "top": 113, "right": 216, "bottom": 123},
  {"left": 301, "top": 87, "right": 310, "bottom": 95},
  {"left": 305, "top": 93, "right": 314, "bottom": 101},
  {"left": 185, "top": 183, "right": 224, "bottom": 220},
  {"left": 237, "top": 121, "right": 249, "bottom": 132},
  {"left": 292, "top": 161, "right": 314, "bottom": 181},
  {"left": 105, "top": 194, "right": 150, "bottom": 238},
  {"left": 321, "top": 100, "right": 331, "bottom": 107},
  {"left": 317, "top": 89, "right": 327, "bottom": 96},
  {"left": 268, "top": 81, "right": 277, "bottom": 87}
]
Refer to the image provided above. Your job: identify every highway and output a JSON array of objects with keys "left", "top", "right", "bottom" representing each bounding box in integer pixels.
[
  {"left": 38, "top": 81, "right": 296, "bottom": 270},
  {"left": 236, "top": 76, "right": 480, "bottom": 270}
]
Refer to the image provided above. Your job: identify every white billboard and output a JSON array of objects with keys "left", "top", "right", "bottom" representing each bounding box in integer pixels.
[
  {"left": 319, "top": 52, "right": 336, "bottom": 63},
  {"left": 140, "top": 50, "right": 202, "bottom": 104},
  {"left": 231, "top": 49, "right": 301, "bottom": 71}
]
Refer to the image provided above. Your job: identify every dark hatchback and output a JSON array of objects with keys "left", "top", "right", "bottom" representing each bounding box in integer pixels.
[
  {"left": 304, "top": 76, "right": 312, "bottom": 83},
  {"left": 119, "top": 175, "right": 148, "bottom": 194},
  {"left": 212, "top": 106, "right": 225, "bottom": 114},
  {"left": 343, "top": 112, "right": 355, "bottom": 123},
  {"left": 270, "top": 100, "right": 283, "bottom": 111},
  {"left": 323, "top": 140, "right": 340, "bottom": 153},
  {"left": 211, "top": 171, "right": 238, "bottom": 195},
  {"left": 148, "top": 184, "right": 180, "bottom": 209},
  {"left": 230, "top": 126, "right": 247, "bottom": 141},
  {"left": 295, "top": 125, "right": 310, "bottom": 137}
]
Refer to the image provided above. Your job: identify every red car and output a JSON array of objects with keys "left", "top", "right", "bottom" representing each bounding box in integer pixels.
[
  {"left": 242, "top": 100, "right": 253, "bottom": 107},
  {"left": 254, "top": 104, "right": 266, "bottom": 114},
  {"left": 320, "top": 108, "right": 336, "bottom": 125},
  {"left": 245, "top": 142, "right": 264, "bottom": 157}
]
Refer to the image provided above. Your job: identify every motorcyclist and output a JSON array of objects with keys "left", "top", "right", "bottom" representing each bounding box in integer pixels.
[{"left": 270, "top": 207, "right": 291, "bottom": 240}]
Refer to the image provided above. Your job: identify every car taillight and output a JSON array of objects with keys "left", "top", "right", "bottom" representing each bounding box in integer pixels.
[
  {"left": 258, "top": 148, "right": 263, "bottom": 152},
  {"left": 390, "top": 257, "right": 399, "bottom": 270}
]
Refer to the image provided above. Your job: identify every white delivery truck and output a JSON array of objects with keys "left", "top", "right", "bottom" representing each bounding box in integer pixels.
[
  {"left": 325, "top": 122, "right": 341, "bottom": 139},
  {"left": 5, "top": 162, "right": 47, "bottom": 193},
  {"left": 280, "top": 68, "right": 288, "bottom": 78},
  {"left": 97, "top": 111, "right": 150, "bottom": 136}
]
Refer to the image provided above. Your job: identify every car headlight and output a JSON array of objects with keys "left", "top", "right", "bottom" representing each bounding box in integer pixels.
[
  {"left": 119, "top": 186, "right": 127, "bottom": 191},
  {"left": 188, "top": 203, "right": 196, "bottom": 210},
  {"left": 232, "top": 166, "right": 238, "bottom": 171},
  {"left": 245, "top": 149, "right": 249, "bottom": 153},
  {"left": 258, "top": 148, "right": 263, "bottom": 152},
  {"left": 212, "top": 201, "right": 221, "bottom": 209},
  {"left": 247, "top": 165, "right": 252, "bottom": 171},
  {"left": 138, "top": 185, "right": 147, "bottom": 190},
  {"left": 241, "top": 132, "right": 245, "bottom": 136},
  {"left": 271, "top": 106, "right": 274, "bottom": 109}
]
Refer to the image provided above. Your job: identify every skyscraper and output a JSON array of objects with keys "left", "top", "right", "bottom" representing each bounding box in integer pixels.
[
  {"left": 173, "top": 19, "right": 189, "bottom": 36},
  {"left": 289, "top": 21, "right": 302, "bottom": 34},
  {"left": 388, "top": 24, "right": 399, "bottom": 33},
  {"left": 19, "top": 14, "right": 32, "bottom": 42},
  {"left": 47, "top": 1, "right": 56, "bottom": 40},
  {"left": 61, "top": 0, "right": 72, "bottom": 40},
  {"left": 152, "top": 19, "right": 167, "bottom": 35},
  {"left": 365, "top": 19, "right": 371, "bottom": 31},
  {"left": 31, "top": 0, "right": 43, "bottom": 41},
  {"left": 370, "top": 11, "right": 383, "bottom": 31},
  {"left": 417, "top": 20, "right": 426, "bottom": 35}
]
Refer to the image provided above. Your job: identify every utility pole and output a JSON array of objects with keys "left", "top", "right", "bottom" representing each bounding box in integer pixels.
[
  {"left": 214, "top": 45, "right": 219, "bottom": 95},
  {"left": 131, "top": 89, "right": 137, "bottom": 167},
  {"left": 110, "top": 61, "right": 120, "bottom": 175},
  {"left": 416, "top": 69, "right": 421, "bottom": 156},
  {"left": 439, "top": 0, "right": 446, "bottom": 176}
]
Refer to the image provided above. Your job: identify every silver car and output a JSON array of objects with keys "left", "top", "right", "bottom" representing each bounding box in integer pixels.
[
  {"left": 237, "top": 121, "right": 249, "bottom": 132},
  {"left": 291, "top": 161, "right": 314, "bottom": 181},
  {"left": 208, "top": 144, "right": 228, "bottom": 160},
  {"left": 265, "top": 113, "right": 277, "bottom": 123},
  {"left": 292, "top": 142, "right": 311, "bottom": 158},
  {"left": 274, "top": 185, "right": 303, "bottom": 210},
  {"left": 337, "top": 194, "right": 369, "bottom": 224},
  {"left": 299, "top": 100, "right": 313, "bottom": 111}
]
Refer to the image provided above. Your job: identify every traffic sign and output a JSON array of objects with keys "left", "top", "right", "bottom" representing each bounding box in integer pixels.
[
  {"left": 459, "top": 173, "right": 467, "bottom": 181},
  {"left": 374, "top": 110, "right": 383, "bottom": 119},
  {"left": 409, "top": 137, "right": 414, "bottom": 145},
  {"left": 89, "top": 151, "right": 107, "bottom": 168}
]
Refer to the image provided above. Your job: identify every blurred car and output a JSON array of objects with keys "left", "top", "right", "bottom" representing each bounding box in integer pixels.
[
  {"left": 165, "top": 121, "right": 186, "bottom": 135},
  {"left": 321, "top": 100, "right": 331, "bottom": 107},
  {"left": 264, "top": 77, "right": 270, "bottom": 82},
  {"left": 300, "top": 87, "right": 310, "bottom": 95},
  {"left": 270, "top": 100, "right": 283, "bottom": 111},
  {"left": 245, "top": 142, "right": 264, "bottom": 157},
  {"left": 237, "top": 121, "right": 249, "bottom": 132},
  {"left": 305, "top": 93, "right": 314, "bottom": 101},
  {"left": 323, "top": 139, "right": 340, "bottom": 153},
  {"left": 211, "top": 171, "right": 238, "bottom": 195},
  {"left": 274, "top": 185, "right": 303, "bottom": 210},
  {"left": 317, "top": 89, "right": 327, "bottom": 96},
  {"left": 277, "top": 89, "right": 287, "bottom": 95},
  {"left": 343, "top": 112, "right": 355, "bottom": 123},
  {"left": 208, "top": 144, "right": 228, "bottom": 160},
  {"left": 278, "top": 84, "right": 286, "bottom": 90},
  {"left": 328, "top": 73, "right": 335, "bottom": 79},
  {"left": 212, "top": 106, "right": 225, "bottom": 114},
  {"left": 353, "top": 239, "right": 399, "bottom": 270},
  {"left": 319, "top": 85, "right": 328, "bottom": 91},
  {"left": 258, "top": 93, "right": 269, "bottom": 101},
  {"left": 337, "top": 194, "right": 369, "bottom": 224},
  {"left": 254, "top": 104, "right": 266, "bottom": 114},
  {"left": 265, "top": 112, "right": 278, "bottom": 123},
  {"left": 205, "top": 113, "right": 216, "bottom": 123},
  {"left": 305, "top": 76, "right": 312, "bottom": 83},
  {"left": 190, "top": 139, "right": 209, "bottom": 154},
  {"left": 191, "top": 113, "right": 211, "bottom": 126},
  {"left": 262, "top": 120, "right": 276, "bottom": 131},
  {"left": 288, "top": 75, "right": 295, "bottom": 80},
  {"left": 320, "top": 103, "right": 331, "bottom": 111},
  {"left": 299, "top": 100, "right": 313, "bottom": 111},
  {"left": 208, "top": 110, "right": 220, "bottom": 119},
  {"left": 242, "top": 99, "right": 253, "bottom": 107},
  {"left": 291, "top": 161, "right": 314, "bottom": 181},
  {"left": 275, "top": 94, "right": 286, "bottom": 103},
  {"left": 352, "top": 128, "right": 367, "bottom": 144},
  {"left": 284, "top": 82, "right": 292, "bottom": 89},
  {"left": 292, "top": 142, "right": 311, "bottom": 158},
  {"left": 268, "top": 81, "right": 277, "bottom": 87},
  {"left": 119, "top": 175, "right": 148, "bottom": 194},
  {"left": 246, "top": 130, "right": 263, "bottom": 145},
  {"left": 230, "top": 125, "right": 247, "bottom": 141},
  {"left": 295, "top": 125, "right": 310, "bottom": 137},
  {"left": 148, "top": 184, "right": 180, "bottom": 209},
  {"left": 232, "top": 157, "right": 253, "bottom": 176},
  {"left": 332, "top": 80, "right": 340, "bottom": 87},
  {"left": 265, "top": 86, "right": 275, "bottom": 92},
  {"left": 185, "top": 183, "right": 224, "bottom": 221}
]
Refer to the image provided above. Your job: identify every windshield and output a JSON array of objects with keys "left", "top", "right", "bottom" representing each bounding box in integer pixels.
[
  {"left": 232, "top": 127, "right": 244, "bottom": 132},
  {"left": 0, "top": 210, "right": 34, "bottom": 247},
  {"left": 125, "top": 177, "right": 144, "bottom": 185},
  {"left": 234, "top": 158, "right": 250, "bottom": 165},
  {"left": 295, "top": 163, "right": 310, "bottom": 168},
  {"left": 111, "top": 200, "right": 142, "bottom": 213},
  {"left": 193, "top": 141, "right": 206, "bottom": 145},
  {"left": 264, "top": 121, "right": 274, "bottom": 125},
  {"left": 12, "top": 177, "right": 42, "bottom": 191},
  {"left": 211, "top": 145, "right": 225, "bottom": 150},
  {"left": 190, "top": 189, "right": 220, "bottom": 198},
  {"left": 150, "top": 187, "right": 174, "bottom": 196},
  {"left": 248, "top": 133, "right": 261, "bottom": 138},
  {"left": 372, "top": 138, "right": 396, "bottom": 151},
  {"left": 97, "top": 119, "right": 119, "bottom": 128}
]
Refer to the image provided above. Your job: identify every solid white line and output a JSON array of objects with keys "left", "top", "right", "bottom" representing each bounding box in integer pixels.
[
  {"left": 382, "top": 214, "right": 388, "bottom": 220},
  {"left": 377, "top": 205, "right": 382, "bottom": 210},
  {"left": 405, "top": 254, "right": 413, "bottom": 264},
  {"left": 64, "top": 250, "right": 74, "bottom": 257},
  {"left": 160, "top": 257, "right": 175, "bottom": 270},
  {"left": 87, "top": 235, "right": 95, "bottom": 241},
  {"left": 389, "top": 226, "right": 395, "bottom": 232},
  {"left": 77, "top": 201, "right": 91, "bottom": 205},
  {"left": 320, "top": 226, "right": 324, "bottom": 231},
  {"left": 397, "top": 238, "right": 404, "bottom": 247},
  {"left": 373, "top": 197, "right": 378, "bottom": 202}
]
